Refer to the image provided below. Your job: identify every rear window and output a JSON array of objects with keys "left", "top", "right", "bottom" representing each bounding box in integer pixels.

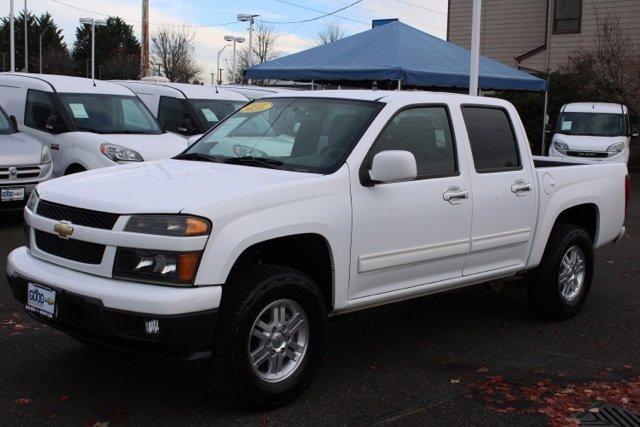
[{"left": 461, "top": 107, "right": 521, "bottom": 173}]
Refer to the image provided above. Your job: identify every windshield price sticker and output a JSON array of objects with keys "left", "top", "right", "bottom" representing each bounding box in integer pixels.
[
  {"left": 561, "top": 121, "right": 572, "bottom": 131},
  {"left": 69, "top": 103, "right": 89, "bottom": 119},
  {"left": 241, "top": 101, "right": 273, "bottom": 114},
  {"left": 201, "top": 108, "right": 219, "bottom": 122}
]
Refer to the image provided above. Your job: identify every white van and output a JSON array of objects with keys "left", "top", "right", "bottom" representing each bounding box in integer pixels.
[
  {"left": 0, "top": 73, "right": 188, "bottom": 177},
  {"left": 549, "top": 103, "right": 637, "bottom": 163},
  {"left": 115, "top": 81, "right": 249, "bottom": 138}
]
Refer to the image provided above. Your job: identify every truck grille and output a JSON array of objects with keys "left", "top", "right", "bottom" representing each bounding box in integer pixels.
[
  {"left": 34, "top": 230, "right": 106, "bottom": 264},
  {"left": 37, "top": 200, "right": 119, "bottom": 230},
  {"left": 0, "top": 165, "right": 41, "bottom": 180},
  {"left": 566, "top": 151, "right": 609, "bottom": 159}
]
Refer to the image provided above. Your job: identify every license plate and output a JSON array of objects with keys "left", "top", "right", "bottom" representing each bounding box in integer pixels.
[
  {"left": 26, "top": 283, "right": 57, "bottom": 319},
  {"left": 1, "top": 187, "right": 25, "bottom": 202}
]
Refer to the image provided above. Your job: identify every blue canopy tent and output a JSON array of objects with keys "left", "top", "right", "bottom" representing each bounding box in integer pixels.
[{"left": 245, "top": 21, "right": 547, "bottom": 92}]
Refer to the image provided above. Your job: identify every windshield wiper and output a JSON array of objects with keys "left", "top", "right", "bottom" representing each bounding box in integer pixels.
[
  {"left": 174, "top": 152, "right": 223, "bottom": 163},
  {"left": 224, "top": 156, "right": 284, "bottom": 169}
]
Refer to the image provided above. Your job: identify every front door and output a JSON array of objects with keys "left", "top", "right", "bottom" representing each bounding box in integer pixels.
[
  {"left": 460, "top": 106, "right": 536, "bottom": 275},
  {"left": 349, "top": 105, "right": 473, "bottom": 300}
]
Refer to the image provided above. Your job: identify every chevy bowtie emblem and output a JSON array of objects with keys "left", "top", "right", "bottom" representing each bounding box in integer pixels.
[{"left": 54, "top": 221, "right": 74, "bottom": 239}]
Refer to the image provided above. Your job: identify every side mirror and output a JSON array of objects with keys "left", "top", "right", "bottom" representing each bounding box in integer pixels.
[
  {"left": 367, "top": 150, "right": 417, "bottom": 185},
  {"left": 9, "top": 115, "right": 18, "bottom": 131},
  {"left": 45, "top": 113, "right": 65, "bottom": 134}
]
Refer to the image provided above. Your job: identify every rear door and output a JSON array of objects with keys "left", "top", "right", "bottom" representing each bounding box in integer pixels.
[{"left": 460, "top": 105, "right": 536, "bottom": 275}]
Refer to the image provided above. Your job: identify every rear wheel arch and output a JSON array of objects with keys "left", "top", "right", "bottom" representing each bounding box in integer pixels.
[
  {"left": 552, "top": 203, "right": 599, "bottom": 244},
  {"left": 224, "top": 234, "right": 335, "bottom": 311},
  {"left": 64, "top": 163, "right": 87, "bottom": 175}
]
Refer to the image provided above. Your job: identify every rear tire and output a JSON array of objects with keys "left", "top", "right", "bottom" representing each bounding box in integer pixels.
[
  {"left": 211, "top": 264, "right": 328, "bottom": 408},
  {"left": 528, "top": 224, "right": 593, "bottom": 319}
]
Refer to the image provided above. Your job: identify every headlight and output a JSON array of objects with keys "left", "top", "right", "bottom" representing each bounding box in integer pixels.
[
  {"left": 113, "top": 248, "right": 202, "bottom": 286},
  {"left": 99, "top": 143, "right": 144, "bottom": 162},
  {"left": 125, "top": 215, "right": 211, "bottom": 236},
  {"left": 26, "top": 189, "right": 39, "bottom": 212},
  {"left": 606, "top": 142, "right": 626, "bottom": 155},
  {"left": 553, "top": 140, "right": 569, "bottom": 153},
  {"left": 40, "top": 145, "right": 51, "bottom": 164}
]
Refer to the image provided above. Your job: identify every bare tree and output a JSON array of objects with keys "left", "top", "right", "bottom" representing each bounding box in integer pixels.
[
  {"left": 151, "top": 26, "right": 202, "bottom": 83},
  {"left": 316, "top": 21, "right": 345, "bottom": 45},
  {"left": 561, "top": 11, "right": 640, "bottom": 115},
  {"left": 226, "top": 22, "right": 280, "bottom": 84}
]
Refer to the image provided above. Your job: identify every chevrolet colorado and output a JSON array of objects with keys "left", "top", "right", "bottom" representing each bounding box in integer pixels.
[{"left": 6, "top": 91, "right": 629, "bottom": 407}]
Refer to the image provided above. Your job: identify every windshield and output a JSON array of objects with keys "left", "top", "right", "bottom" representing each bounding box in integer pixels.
[
  {"left": 59, "top": 93, "right": 161, "bottom": 134},
  {"left": 557, "top": 112, "right": 627, "bottom": 137},
  {"left": 183, "top": 98, "right": 382, "bottom": 173},
  {"left": 190, "top": 99, "right": 247, "bottom": 131},
  {"left": 0, "top": 108, "right": 13, "bottom": 135}
]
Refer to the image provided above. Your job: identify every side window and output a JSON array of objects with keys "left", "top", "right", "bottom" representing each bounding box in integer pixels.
[
  {"left": 25, "top": 90, "right": 58, "bottom": 131},
  {"left": 461, "top": 107, "right": 521, "bottom": 173},
  {"left": 158, "top": 96, "right": 192, "bottom": 134},
  {"left": 554, "top": 0, "right": 582, "bottom": 34},
  {"left": 122, "top": 99, "right": 151, "bottom": 129},
  {"left": 370, "top": 106, "right": 457, "bottom": 178}
]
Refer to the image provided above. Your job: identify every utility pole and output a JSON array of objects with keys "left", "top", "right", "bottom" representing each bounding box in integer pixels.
[
  {"left": 468, "top": 0, "right": 481, "bottom": 96},
  {"left": 23, "top": 0, "right": 28, "bottom": 72},
  {"left": 237, "top": 14, "right": 259, "bottom": 84},
  {"left": 140, "top": 0, "right": 150, "bottom": 78},
  {"left": 80, "top": 18, "right": 107, "bottom": 80},
  {"left": 10, "top": 0, "right": 15, "bottom": 72},
  {"left": 39, "top": 31, "right": 43, "bottom": 73},
  {"left": 216, "top": 44, "right": 229, "bottom": 85}
]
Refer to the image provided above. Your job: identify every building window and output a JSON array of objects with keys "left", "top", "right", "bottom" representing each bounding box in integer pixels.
[{"left": 554, "top": 0, "right": 582, "bottom": 34}]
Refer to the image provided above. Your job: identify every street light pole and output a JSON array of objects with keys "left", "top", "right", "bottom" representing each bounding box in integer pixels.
[
  {"left": 224, "top": 35, "right": 244, "bottom": 84},
  {"left": 80, "top": 18, "right": 107, "bottom": 80},
  {"left": 216, "top": 44, "right": 229, "bottom": 85},
  {"left": 237, "top": 14, "right": 259, "bottom": 85},
  {"left": 39, "top": 31, "right": 43, "bottom": 73},
  {"left": 10, "top": 0, "right": 15, "bottom": 72}
]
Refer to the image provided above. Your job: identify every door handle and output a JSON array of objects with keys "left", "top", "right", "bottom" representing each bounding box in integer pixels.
[
  {"left": 443, "top": 187, "right": 469, "bottom": 204},
  {"left": 511, "top": 180, "right": 533, "bottom": 196}
]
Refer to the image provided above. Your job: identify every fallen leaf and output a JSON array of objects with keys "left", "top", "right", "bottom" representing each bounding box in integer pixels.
[
  {"left": 450, "top": 379, "right": 461, "bottom": 384},
  {"left": 15, "top": 398, "right": 32, "bottom": 406},
  {"left": 476, "top": 367, "right": 490, "bottom": 373}
]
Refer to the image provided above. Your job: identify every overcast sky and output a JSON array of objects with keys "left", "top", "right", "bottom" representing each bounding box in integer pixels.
[{"left": 12, "top": 0, "right": 448, "bottom": 78}]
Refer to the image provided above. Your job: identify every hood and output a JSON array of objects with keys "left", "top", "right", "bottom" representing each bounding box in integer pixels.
[
  {"left": 37, "top": 159, "right": 319, "bottom": 214},
  {"left": 0, "top": 132, "right": 44, "bottom": 166},
  {"left": 553, "top": 133, "right": 629, "bottom": 152},
  {"left": 81, "top": 132, "right": 189, "bottom": 161}
]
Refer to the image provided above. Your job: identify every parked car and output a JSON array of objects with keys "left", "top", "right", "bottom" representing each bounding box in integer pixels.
[
  {"left": 0, "top": 73, "right": 188, "bottom": 177},
  {"left": 114, "top": 80, "right": 249, "bottom": 138},
  {"left": 223, "top": 84, "right": 295, "bottom": 100},
  {"left": 0, "top": 105, "right": 52, "bottom": 211},
  {"left": 549, "top": 102, "right": 637, "bottom": 163},
  {"left": 7, "top": 91, "right": 628, "bottom": 407}
]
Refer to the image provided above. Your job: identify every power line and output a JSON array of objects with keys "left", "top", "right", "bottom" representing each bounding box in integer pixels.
[
  {"left": 271, "top": 0, "right": 368, "bottom": 26},
  {"left": 261, "top": 0, "right": 365, "bottom": 24},
  {"left": 392, "top": 0, "right": 447, "bottom": 16},
  {"left": 48, "top": 0, "right": 240, "bottom": 28}
]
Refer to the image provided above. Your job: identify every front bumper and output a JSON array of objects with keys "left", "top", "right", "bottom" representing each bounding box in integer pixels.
[
  {"left": 6, "top": 247, "right": 222, "bottom": 360},
  {"left": 548, "top": 146, "right": 629, "bottom": 164}
]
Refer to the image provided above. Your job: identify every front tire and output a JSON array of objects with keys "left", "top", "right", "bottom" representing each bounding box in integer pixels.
[
  {"left": 528, "top": 224, "right": 594, "bottom": 319},
  {"left": 212, "top": 265, "right": 328, "bottom": 408}
]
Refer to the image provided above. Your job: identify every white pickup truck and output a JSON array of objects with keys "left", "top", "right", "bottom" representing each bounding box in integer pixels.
[{"left": 6, "top": 91, "right": 629, "bottom": 407}]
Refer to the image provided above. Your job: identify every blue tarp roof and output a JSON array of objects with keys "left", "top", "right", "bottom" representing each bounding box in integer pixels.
[{"left": 246, "top": 21, "right": 547, "bottom": 92}]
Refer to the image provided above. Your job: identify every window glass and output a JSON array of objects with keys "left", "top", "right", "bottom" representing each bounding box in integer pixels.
[
  {"left": 0, "top": 108, "right": 13, "bottom": 135},
  {"left": 59, "top": 93, "right": 160, "bottom": 134},
  {"left": 186, "top": 98, "right": 382, "bottom": 173},
  {"left": 557, "top": 112, "right": 626, "bottom": 137},
  {"left": 554, "top": 0, "right": 581, "bottom": 33},
  {"left": 462, "top": 107, "right": 521, "bottom": 172},
  {"left": 370, "top": 107, "right": 457, "bottom": 177},
  {"left": 25, "top": 90, "right": 58, "bottom": 131},
  {"left": 158, "top": 96, "right": 196, "bottom": 135},
  {"left": 190, "top": 99, "right": 247, "bottom": 130}
]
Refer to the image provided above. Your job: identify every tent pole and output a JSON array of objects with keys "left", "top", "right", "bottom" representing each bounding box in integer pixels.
[
  {"left": 541, "top": 89, "right": 549, "bottom": 155},
  {"left": 311, "top": 80, "right": 314, "bottom": 91},
  {"left": 397, "top": 79, "right": 402, "bottom": 90},
  {"left": 469, "top": 0, "right": 481, "bottom": 96}
]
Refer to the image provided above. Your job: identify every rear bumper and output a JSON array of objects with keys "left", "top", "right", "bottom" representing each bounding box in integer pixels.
[{"left": 6, "top": 247, "right": 222, "bottom": 360}]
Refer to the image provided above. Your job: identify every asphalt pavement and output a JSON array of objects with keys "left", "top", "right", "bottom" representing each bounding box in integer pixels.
[{"left": 1, "top": 175, "right": 639, "bottom": 426}]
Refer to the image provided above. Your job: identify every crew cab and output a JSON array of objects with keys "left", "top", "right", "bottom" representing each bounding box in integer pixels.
[
  {"left": 114, "top": 80, "right": 249, "bottom": 138},
  {"left": 0, "top": 105, "right": 52, "bottom": 211},
  {"left": 549, "top": 102, "right": 636, "bottom": 163},
  {"left": 6, "top": 91, "right": 628, "bottom": 407},
  {"left": 0, "top": 74, "right": 187, "bottom": 176}
]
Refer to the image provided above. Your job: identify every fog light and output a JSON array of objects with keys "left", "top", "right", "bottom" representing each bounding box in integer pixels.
[{"left": 144, "top": 319, "right": 160, "bottom": 335}]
